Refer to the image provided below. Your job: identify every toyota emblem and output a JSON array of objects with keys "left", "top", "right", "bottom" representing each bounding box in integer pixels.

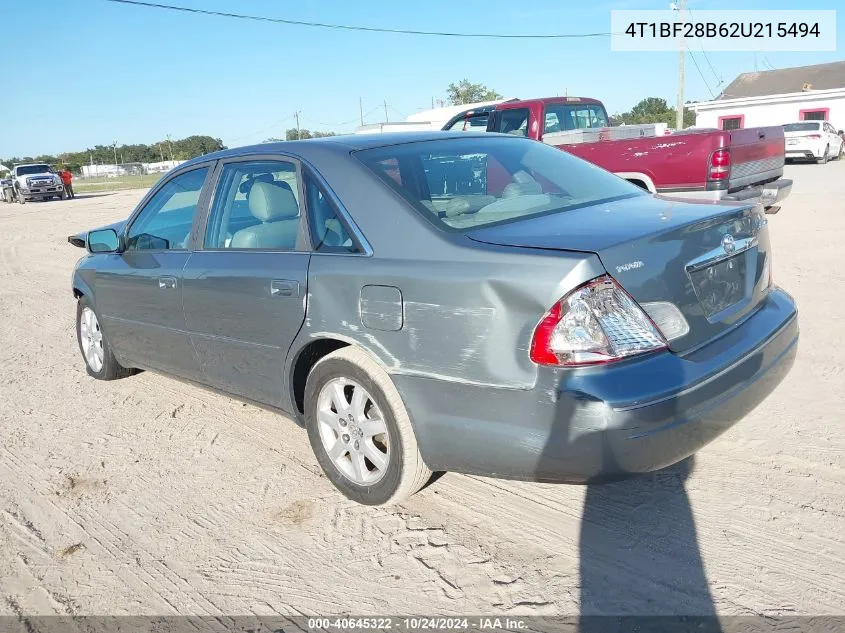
[{"left": 722, "top": 234, "right": 736, "bottom": 254}]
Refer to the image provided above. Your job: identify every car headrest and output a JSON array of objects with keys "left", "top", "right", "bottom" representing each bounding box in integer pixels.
[
  {"left": 502, "top": 170, "right": 543, "bottom": 197},
  {"left": 248, "top": 181, "right": 299, "bottom": 222}
]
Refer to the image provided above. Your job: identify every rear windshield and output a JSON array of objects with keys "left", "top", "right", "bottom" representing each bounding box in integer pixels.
[
  {"left": 783, "top": 122, "right": 820, "bottom": 132},
  {"left": 356, "top": 136, "right": 643, "bottom": 231},
  {"left": 16, "top": 165, "right": 52, "bottom": 175},
  {"left": 543, "top": 104, "right": 609, "bottom": 133}
]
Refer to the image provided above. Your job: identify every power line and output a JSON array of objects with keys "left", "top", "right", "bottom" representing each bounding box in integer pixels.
[
  {"left": 300, "top": 107, "right": 381, "bottom": 128},
  {"left": 687, "top": 7, "right": 722, "bottom": 88},
  {"left": 228, "top": 113, "right": 295, "bottom": 143},
  {"left": 685, "top": 43, "right": 716, "bottom": 99},
  {"left": 103, "top": 0, "right": 615, "bottom": 38}
]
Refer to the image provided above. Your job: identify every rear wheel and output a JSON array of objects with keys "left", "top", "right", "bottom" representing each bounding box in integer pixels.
[
  {"left": 818, "top": 146, "right": 830, "bottom": 164},
  {"left": 304, "top": 347, "right": 431, "bottom": 505},
  {"left": 76, "top": 297, "right": 134, "bottom": 380}
]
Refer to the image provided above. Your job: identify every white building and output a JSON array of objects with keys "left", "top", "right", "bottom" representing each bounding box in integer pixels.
[{"left": 691, "top": 61, "right": 845, "bottom": 133}]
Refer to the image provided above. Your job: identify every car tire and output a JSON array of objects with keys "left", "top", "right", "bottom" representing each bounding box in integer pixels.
[
  {"left": 17, "top": 192, "right": 25, "bottom": 204},
  {"left": 76, "top": 297, "right": 134, "bottom": 381},
  {"left": 304, "top": 346, "right": 432, "bottom": 505},
  {"left": 818, "top": 146, "right": 829, "bottom": 164}
]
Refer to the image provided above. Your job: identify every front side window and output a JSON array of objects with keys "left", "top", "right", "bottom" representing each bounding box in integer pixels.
[
  {"left": 204, "top": 160, "right": 302, "bottom": 250},
  {"left": 496, "top": 108, "right": 530, "bottom": 136},
  {"left": 304, "top": 174, "right": 356, "bottom": 253},
  {"left": 543, "top": 104, "right": 609, "bottom": 133},
  {"left": 126, "top": 167, "right": 208, "bottom": 251},
  {"left": 358, "top": 136, "right": 643, "bottom": 231},
  {"left": 446, "top": 113, "right": 490, "bottom": 132}
]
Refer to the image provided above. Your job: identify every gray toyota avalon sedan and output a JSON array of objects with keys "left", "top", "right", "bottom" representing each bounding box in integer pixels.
[{"left": 69, "top": 132, "right": 798, "bottom": 505}]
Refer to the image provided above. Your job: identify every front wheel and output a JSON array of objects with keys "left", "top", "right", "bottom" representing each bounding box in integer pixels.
[
  {"left": 17, "top": 191, "right": 25, "bottom": 204},
  {"left": 304, "top": 347, "right": 431, "bottom": 505},
  {"left": 76, "top": 298, "right": 134, "bottom": 380}
]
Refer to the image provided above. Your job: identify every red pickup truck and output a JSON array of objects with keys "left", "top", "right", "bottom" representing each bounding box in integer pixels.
[{"left": 450, "top": 97, "right": 792, "bottom": 210}]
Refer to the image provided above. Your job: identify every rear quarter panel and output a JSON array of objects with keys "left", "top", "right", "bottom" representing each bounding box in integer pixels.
[{"left": 295, "top": 246, "right": 606, "bottom": 393}]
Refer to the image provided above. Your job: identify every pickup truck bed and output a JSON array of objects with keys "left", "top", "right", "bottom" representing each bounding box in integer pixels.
[{"left": 481, "top": 97, "right": 792, "bottom": 210}]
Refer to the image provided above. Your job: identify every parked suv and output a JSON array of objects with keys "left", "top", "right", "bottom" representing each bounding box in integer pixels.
[{"left": 11, "top": 163, "right": 66, "bottom": 203}]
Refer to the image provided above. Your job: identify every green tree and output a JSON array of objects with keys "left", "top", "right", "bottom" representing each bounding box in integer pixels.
[
  {"left": 616, "top": 97, "right": 696, "bottom": 129},
  {"left": 445, "top": 80, "right": 503, "bottom": 105},
  {"left": 284, "top": 128, "right": 336, "bottom": 141}
]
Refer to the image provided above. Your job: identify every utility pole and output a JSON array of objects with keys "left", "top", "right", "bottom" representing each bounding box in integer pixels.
[
  {"left": 294, "top": 111, "right": 301, "bottom": 139},
  {"left": 383, "top": 99, "right": 389, "bottom": 122},
  {"left": 113, "top": 141, "right": 118, "bottom": 166},
  {"left": 359, "top": 97, "right": 364, "bottom": 126},
  {"left": 166, "top": 134, "right": 174, "bottom": 161},
  {"left": 674, "top": 0, "right": 687, "bottom": 130}
]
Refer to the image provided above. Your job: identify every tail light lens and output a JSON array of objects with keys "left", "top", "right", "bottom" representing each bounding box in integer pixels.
[
  {"left": 530, "top": 276, "right": 668, "bottom": 367},
  {"left": 807, "top": 134, "right": 822, "bottom": 139},
  {"left": 709, "top": 149, "right": 731, "bottom": 181}
]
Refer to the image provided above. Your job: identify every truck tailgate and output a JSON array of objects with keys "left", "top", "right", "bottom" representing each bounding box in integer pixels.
[{"left": 728, "top": 126, "right": 785, "bottom": 190}]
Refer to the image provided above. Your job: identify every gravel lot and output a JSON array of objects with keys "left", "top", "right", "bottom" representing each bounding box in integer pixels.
[{"left": 1, "top": 163, "right": 843, "bottom": 617}]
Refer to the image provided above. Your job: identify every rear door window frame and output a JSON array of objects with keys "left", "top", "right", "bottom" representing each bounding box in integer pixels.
[{"left": 195, "top": 153, "right": 311, "bottom": 253}]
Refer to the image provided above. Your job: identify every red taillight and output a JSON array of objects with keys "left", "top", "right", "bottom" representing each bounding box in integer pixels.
[
  {"left": 709, "top": 149, "right": 731, "bottom": 181},
  {"left": 807, "top": 134, "right": 822, "bottom": 139},
  {"left": 529, "top": 276, "right": 668, "bottom": 367}
]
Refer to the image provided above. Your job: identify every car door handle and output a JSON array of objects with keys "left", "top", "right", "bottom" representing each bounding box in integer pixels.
[
  {"left": 270, "top": 279, "right": 299, "bottom": 298},
  {"left": 158, "top": 276, "right": 177, "bottom": 290}
]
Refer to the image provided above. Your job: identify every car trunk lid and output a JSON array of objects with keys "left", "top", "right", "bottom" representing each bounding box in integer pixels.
[{"left": 466, "top": 195, "right": 772, "bottom": 353}]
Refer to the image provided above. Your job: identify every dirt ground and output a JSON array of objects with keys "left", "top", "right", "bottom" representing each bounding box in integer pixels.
[{"left": 0, "top": 163, "right": 843, "bottom": 617}]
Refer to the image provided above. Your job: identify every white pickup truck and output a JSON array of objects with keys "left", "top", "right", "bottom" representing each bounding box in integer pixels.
[{"left": 11, "top": 163, "right": 66, "bottom": 203}]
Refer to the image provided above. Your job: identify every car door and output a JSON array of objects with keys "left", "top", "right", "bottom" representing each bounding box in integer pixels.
[
  {"left": 94, "top": 164, "right": 213, "bottom": 378},
  {"left": 826, "top": 122, "right": 843, "bottom": 154},
  {"left": 181, "top": 157, "right": 311, "bottom": 406}
]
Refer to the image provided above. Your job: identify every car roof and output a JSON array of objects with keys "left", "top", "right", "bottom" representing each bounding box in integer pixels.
[
  {"left": 179, "top": 131, "right": 497, "bottom": 168},
  {"left": 501, "top": 96, "right": 605, "bottom": 108}
]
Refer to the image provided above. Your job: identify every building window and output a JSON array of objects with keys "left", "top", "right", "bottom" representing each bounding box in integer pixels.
[
  {"left": 799, "top": 108, "right": 829, "bottom": 121},
  {"left": 718, "top": 115, "right": 744, "bottom": 131}
]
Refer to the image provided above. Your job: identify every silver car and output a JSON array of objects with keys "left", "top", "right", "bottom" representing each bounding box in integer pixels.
[{"left": 69, "top": 133, "right": 798, "bottom": 505}]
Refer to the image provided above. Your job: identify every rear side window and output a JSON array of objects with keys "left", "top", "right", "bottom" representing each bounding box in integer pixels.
[
  {"left": 357, "top": 136, "right": 643, "bottom": 232},
  {"left": 304, "top": 174, "right": 357, "bottom": 253},
  {"left": 204, "top": 160, "right": 302, "bottom": 250}
]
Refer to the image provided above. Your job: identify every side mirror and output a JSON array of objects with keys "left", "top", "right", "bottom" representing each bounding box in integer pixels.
[
  {"left": 839, "top": 130, "right": 844, "bottom": 135},
  {"left": 87, "top": 228, "right": 122, "bottom": 254}
]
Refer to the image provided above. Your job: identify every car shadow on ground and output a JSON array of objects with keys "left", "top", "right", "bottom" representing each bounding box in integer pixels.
[
  {"left": 535, "top": 361, "right": 728, "bottom": 632},
  {"left": 575, "top": 456, "right": 722, "bottom": 632},
  {"left": 69, "top": 192, "right": 117, "bottom": 199}
]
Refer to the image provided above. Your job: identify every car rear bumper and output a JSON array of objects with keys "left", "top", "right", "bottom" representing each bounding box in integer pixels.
[
  {"left": 723, "top": 177, "right": 792, "bottom": 208},
  {"left": 393, "top": 289, "right": 798, "bottom": 482},
  {"left": 659, "top": 178, "right": 792, "bottom": 209}
]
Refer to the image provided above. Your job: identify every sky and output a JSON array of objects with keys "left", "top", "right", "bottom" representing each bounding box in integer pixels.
[{"left": 1, "top": 0, "right": 842, "bottom": 157}]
